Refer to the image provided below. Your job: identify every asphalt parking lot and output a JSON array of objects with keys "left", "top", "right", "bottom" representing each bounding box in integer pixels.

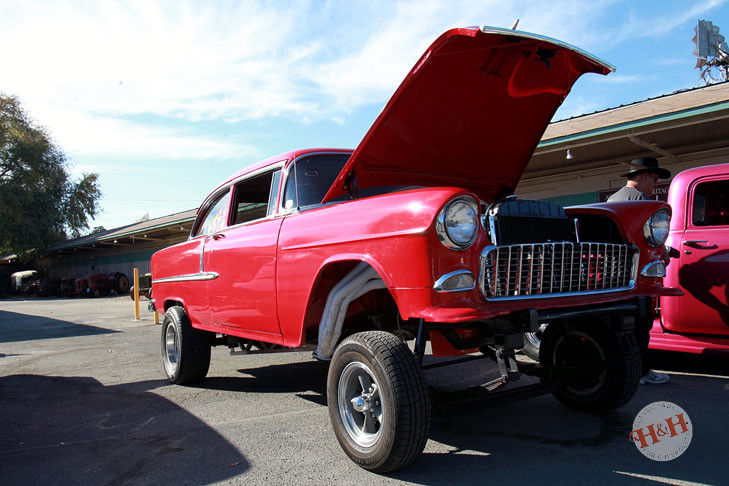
[{"left": 1, "top": 296, "right": 727, "bottom": 485}]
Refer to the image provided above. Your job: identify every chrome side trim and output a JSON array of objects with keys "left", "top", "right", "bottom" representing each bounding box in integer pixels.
[
  {"left": 200, "top": 237, "right": 209, "bottom": 273},
  {"left": 433, "top": 270, "right": 476, "bottom": 293},
  {"left": 152, "top": 272, "right": 219, "bottom": 284}
]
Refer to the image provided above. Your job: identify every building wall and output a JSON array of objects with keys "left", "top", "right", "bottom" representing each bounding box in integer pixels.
[
  {"left": 516, "top": 150, "right": 729, "bottom": 207},
  {"left": 36, "top": 237, "right": 185, "bottom": 281},
  {"left": 36, "top": 249, "right": 155, "bottom": 280}
]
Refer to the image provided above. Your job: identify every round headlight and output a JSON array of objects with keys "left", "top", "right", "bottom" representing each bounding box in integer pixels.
[
  {"left": 436, "top": 196, "right": 479, "bottom": 250},
  {"left": 643, "top": 208, "right": 671, "bottom": 247}
]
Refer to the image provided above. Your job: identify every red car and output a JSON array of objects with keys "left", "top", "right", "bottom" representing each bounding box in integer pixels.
[
  {"left": 651, "top": 163, "right": 729, "bottom": 354},
  {"left": 151, "top": 27, "right": 679, "bottom": 472}
]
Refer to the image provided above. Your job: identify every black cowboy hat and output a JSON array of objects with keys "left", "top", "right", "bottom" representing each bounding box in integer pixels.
[{"left": 620, "top": 157, "right": 671, "bottom": 179}]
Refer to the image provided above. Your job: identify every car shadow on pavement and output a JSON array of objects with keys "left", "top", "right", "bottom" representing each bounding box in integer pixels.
[
  {"left": 0, "top": 309, "right": 118, "bottom": 343},
  {"left": 196, "top": 360, "right": 330, "bottom": 406},
  {"left": 0, "top": 374, "right": 247, "bottom": 485},
  {"left": 388, "top": 374, "right": 726, "bottom": 486}
]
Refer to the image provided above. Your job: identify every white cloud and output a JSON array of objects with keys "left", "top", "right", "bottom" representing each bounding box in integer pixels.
[
  {"left": 2, "top": 0, "right": 723, "bottom": 163},
  {"left": 1, "top": 0, "right": 622, "bottom": 124},
  {"left": 1, "top": 0, "right": 315, "bottom": 160},
  {"left": 303, "top": 0, "right": 618, "bottom": 112}
]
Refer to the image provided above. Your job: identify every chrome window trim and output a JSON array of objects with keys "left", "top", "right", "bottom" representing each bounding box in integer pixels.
[
  {"left": 152, "top": 272, "right": 219, "bottom": 284},
  {"left": 190, "top": 188, "right": 233, "bottom": 239},
  {"left": 226, "top": 213, "right": 279, "bottom": 231},
  {"left": 280, "top": 151, "right": 353, "bottom": 214},
  {"left": 433, "top": 270, "right": 476, "bottom": 293},
  {"left": 192, "top": 162, "right": 287, "bottom": 238},
  {"left": 227, "top": 161, "right": 286, "bottom": 189}
]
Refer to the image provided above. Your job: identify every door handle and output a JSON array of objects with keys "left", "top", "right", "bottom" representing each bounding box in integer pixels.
[
  {"left": 212, "top": 233, "right": 226, "bottom": 240},
  {"left": 683, "top": 239, "right": 717, "bottom": 251}
]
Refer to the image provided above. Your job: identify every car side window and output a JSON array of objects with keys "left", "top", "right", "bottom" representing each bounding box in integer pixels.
[
  {"left": 282, "top": 153, "right": 350, "bottom": 211},
  {"left": 231, "top": 170, "right": 280, "bottom": 225},
  {"left": 692, "top": 180, "right": 729, "bottom": 226},
  {"left": 195, "top": 192, "right": 231, "bottom": 236}
]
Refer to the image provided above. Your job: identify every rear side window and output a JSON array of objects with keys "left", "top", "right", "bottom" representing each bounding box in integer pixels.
[
  {"left": 692, "top": 180, "right": 729, "bottom": 226},
  {"left": 195, "top": 192, "right": 231, "bottom": 236},
  {"left": 283, "top": 153, "right": 350, "bottom": 210}
]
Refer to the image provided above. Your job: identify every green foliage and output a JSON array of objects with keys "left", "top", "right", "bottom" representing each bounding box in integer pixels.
[{"left": 0, "top": 95, "right": 102, "bottom": 258}]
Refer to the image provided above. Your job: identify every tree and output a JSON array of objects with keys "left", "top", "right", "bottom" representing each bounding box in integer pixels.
[{"left": 0, "top": 95, "right": 101, "bottom": 258}]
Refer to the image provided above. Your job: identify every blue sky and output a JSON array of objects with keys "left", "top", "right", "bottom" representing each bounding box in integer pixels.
[{"left": 2, "top": 0, "right": 728, "bottom": 231}]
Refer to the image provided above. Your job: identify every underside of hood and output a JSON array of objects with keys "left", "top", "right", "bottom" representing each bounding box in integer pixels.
[{"left": 322, "top": 26, "right": 613, "bottom": 204}]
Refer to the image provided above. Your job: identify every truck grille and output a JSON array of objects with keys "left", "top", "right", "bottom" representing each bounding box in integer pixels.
[{"left": 480, "top": 242, "right": 635, "bottom": 300}]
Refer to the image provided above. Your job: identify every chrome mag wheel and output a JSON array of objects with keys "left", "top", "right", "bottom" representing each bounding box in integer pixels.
[{"left": 338, "top": 361, "right": 384, "bottom": 448}]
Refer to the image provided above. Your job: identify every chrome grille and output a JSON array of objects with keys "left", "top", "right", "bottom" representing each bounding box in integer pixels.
[{"left": 480, "top": 242, "right": 635, "bottom": 300}]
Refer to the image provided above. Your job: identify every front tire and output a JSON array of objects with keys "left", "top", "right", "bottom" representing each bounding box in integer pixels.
[
  {"left": 540, "top": 319, "right": 640, "bottom": 412},
  {"left": 161, "top": 306, "right": 211, "bottom": 384},
  {"left": 522, "top": 323, "right": 548, "bottom": 361},
  {"left": 327, "top": 331, "right": 431, "bottom": 473}
]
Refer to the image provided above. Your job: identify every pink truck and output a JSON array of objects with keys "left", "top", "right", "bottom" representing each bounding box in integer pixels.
[{"left": 651, "top": 162, "right": 729, "bottom": 354}]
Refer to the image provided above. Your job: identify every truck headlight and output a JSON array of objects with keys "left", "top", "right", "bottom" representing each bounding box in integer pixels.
[
  {"left": 436, "top": 196, "right": 479, "bottom": 250},
  {"left": 643, "top": 208, "right": 670, "bottom": 247}
]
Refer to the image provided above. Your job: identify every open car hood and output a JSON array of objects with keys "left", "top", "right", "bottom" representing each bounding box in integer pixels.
[{"left": 322, "top": 27, "right": 613, "bottom": 204}]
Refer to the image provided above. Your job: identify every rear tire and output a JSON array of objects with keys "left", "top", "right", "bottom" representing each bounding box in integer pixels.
[
  {"left": 540, "top": 319, "right": 640, "bottom": 412},
  {"left": 161, "top": 306, "right": 211, "bottom": 384},
  {"left": 327, "top": 331, "right": 431, "bottom": 473}
]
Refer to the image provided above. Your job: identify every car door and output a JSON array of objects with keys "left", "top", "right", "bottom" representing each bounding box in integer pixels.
[
  {"left": 676, "top": 176, "right": 729, "bottom": 335},
  {"left": 205, "top": 168, "right": 284, "bottom": 338}
]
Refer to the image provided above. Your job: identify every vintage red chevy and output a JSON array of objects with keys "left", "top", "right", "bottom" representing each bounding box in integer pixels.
[
  {"left": 651, "top": 163, "right": 729, "bottom": 354},
  {"left": 151, "top": 27, "right": 679, "bottom": 472}
]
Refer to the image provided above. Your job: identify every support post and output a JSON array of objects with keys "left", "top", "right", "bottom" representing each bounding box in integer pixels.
[{"left": 133, "top": 268, "right": 140, "bottom": 320}]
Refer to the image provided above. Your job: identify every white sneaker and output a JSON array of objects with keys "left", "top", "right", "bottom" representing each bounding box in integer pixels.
[{"left": 640, "top": 370, "right": 669, "bottom": 384}]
